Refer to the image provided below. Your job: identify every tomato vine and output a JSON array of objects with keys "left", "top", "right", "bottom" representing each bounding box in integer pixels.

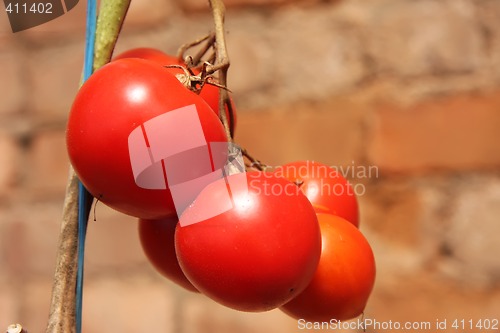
[
  {"left": 44, "top": 1, "right": 131, "bottom": 333},
  {"left": 41, "top": 1, "right": 238, "bottom": 333}
]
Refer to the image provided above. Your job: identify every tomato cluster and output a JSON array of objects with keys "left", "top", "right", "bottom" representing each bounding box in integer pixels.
[{"left": 66, "top": 47, "right": 375, "bottom": 321}]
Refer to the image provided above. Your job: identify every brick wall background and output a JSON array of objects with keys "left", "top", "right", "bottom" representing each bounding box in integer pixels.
[{"left": 1, "top": 0, "right": 500, "bottom": 332}]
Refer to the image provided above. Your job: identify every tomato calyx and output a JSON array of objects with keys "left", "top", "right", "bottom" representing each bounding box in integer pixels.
[{"left": 166, "top": 61, "right": 232, "bottom": 98}]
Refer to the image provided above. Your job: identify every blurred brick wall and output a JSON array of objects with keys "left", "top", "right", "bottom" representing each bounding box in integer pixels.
[{"left": 1, "top": 0, "right": 500, "bottom": 332}]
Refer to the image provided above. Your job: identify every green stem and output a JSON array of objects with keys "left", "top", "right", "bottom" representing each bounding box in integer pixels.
[
  {"left": 93, "top": 0, "right": 131, "bottom": 71},
  {"left": 45, "top": 1, "right": 130, "bottom": 333}
]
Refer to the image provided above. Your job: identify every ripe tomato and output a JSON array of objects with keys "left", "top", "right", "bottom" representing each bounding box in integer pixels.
[
  {"left": 175, "top": 172, "right": 321, "bottom": 312},
  {"left": 277, "top": 161, "right": 359, "bottom": 227},
  {"left": 67, "top": 59, "right": 228, "bottom": 219},
  {"left": 113, "top": 47, "right": 181, "bottom": 70},
  {"left": 114, "top": 48, "right": 237, "bottom": 135},
  {"left": 280, "top": 214, "right": 376, "bottom": 321},
  {"left": 138, "top": 217, "right": 198, "bottom": 292}
]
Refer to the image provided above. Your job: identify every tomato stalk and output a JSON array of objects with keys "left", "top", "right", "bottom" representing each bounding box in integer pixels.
[
  {"left": 178, "top": 0, "right": 234, "bottom": 141},
  {"left": 45, "top": 1, "right": 130, "bottom": 333},
  {"left": 44, "top": 1, "right": 262, "bottom": 331},
  {"left": 207, "top": 0, "right": 233, "bottom": 142},
  {"left": 177, "top": 32, "right": 216, "bottom": 68},
  {"left": 179, "top": 0, "right": 265, "bottom": 169},
  {"left": 203, "top": 1, "right": 269, "bottom": 169}
]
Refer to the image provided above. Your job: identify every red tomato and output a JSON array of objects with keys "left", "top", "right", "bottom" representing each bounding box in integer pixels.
[
  {"left": 113, "top": 47, "right": 181, "bottom": 70},
  {"left": 138, "top": 217, "right": 198, "bottom": 292},
  {"left": 114, "top": 48, "right": 237, "bottom": 135},
  {"left": 67, "top": 59, "right": 228, "bottom": 219},
  {"left": 175, "top": 172, "right": 321, "bottom": 312},
  {"left": 280, "top": 214, "right": 376, "bottom": 321},
  {"left": 277, "top": 161, "right": 359, "bottom": 227}
]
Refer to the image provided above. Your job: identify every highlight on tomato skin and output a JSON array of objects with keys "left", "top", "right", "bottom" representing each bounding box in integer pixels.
[
  {"left": 277, "top": 161, "right": 359, "bottom": 227},
  {"left": 138, "top": 217, "right": 198, "bottom": 293},
  {"left": 280, "top": 213, "right": 376, "bottom": 322},
  {"left": 174, "top": 171, "right": 322, "bottom": 312}
]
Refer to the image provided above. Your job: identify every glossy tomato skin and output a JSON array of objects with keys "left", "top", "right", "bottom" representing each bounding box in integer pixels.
[
  {"left": 175, "top": 172, "right": 322, "bottom": 312},
  {"left": 67, "top": 59, "right": 227, "bottom": 219},
  {"left": 280, "top": 214, "right": 376, "bottom": 321},
  {"left": 277, "top": 161, "right": 359, "bottom": 227},
  {"left": 139, "top": 217, "right": 198, "bottom": 292},
  {"left": 114, "top": 48, "right": 237, "bottom": 134},
  {"left": 113, "top": 47, "right": 181, "bottom": 69}
]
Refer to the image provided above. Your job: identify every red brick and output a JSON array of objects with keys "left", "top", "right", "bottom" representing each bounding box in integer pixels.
[
  {"left": 0, "top": 26, "right": 14, "bottom": 49},
  {"left": 27, "top": 130, "right": 69, "bottom": 196},
  {"left": 181, "top": 293, "right": 296, "bottom": 333},
  {"left": 366, "top": 0, "right": 483, "bottom": 76},
  {"left": 477, "top": 0, "right": 500, "bottom": 79},
  {"left": 181, "top": 0, "right": 305, "bottom": 11},
  {"left": 0, "top": 203, "right": 61, "bottom": 276},
  {"left": 225, "top": 0, "right": 301, "bottom": 7},
  {"left": 26, "top": 42, "right": 83, "bottom": 119},
  {"left": 226, "top": 27, "right": 274, "bottom": 96},
  {"left": 364, "top": 173, "right": 500, "bottom": 289},
  {"left": 115, "top": 4, "right": 206, "bottom": 52},
  {"left": 0, "top": 132, "right": 19, "bottom": 197},
  {"left": 113, "top": 29, "right": 179, "bottom": 58},
  {"left": 0, "top": 283, "right": 20, "bottom": 331},
  {"left": 0, "top": 9, "right": 9, "bottom": 31},
  {"left": 17, "top": 279, "right": 52, "bottom": 333},
  {"left": 359, "top": 179, "right": 422, "bottom": 247},
  {"left": 368, "top": 91, "right": 500, "bottom": 172},
  {"left": 368, "top": 272, "right": 500, "bottom": 329},
  {"left": 435, "top": 175, "right": 500, "bottom": 288},
  {"left": 235, "top": 97, "right": 365, "bottom": 169},
  {"left": 270, "top": 8, "right": 366, "bottom": 104},
  {"left": 225, "top": 5, "right": 367, "bottom": 109},
  {"left": 125, "top": 0, "right": 174, "bottom": 28},
  {"left": 0, "top": 51, "right": 25, "bottom": 115},
  {"left": 84, "top": 204, "right": 146, "bottom": 274},
  {"left": 82, "top": 276, "right": 175, "bottom": 333}
]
